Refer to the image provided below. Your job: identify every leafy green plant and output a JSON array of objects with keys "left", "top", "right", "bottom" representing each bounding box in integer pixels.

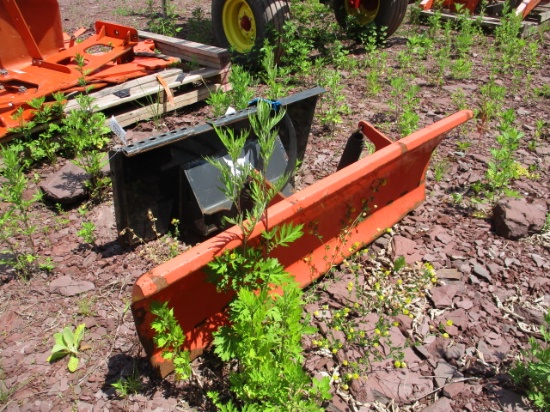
[
  {"left": 317, "top": 68, "right": 351, "bottom": 133},
  {"left": 510, "top": 309, "right": 550, "bottom": 409},
  {"left": 261, "top": 42, "right": 289, "bottom": 100},
  {"left": 494, "top": 6, "right": 524, "bottom": 72},
  {"left": 477, "top": 78, "right": 506, "bottom": 132},
  {"left": 111, "top": 363, "right": 142, "bottom": 398},
  {"left": 147, "top": 0, "right": 181, "bottom": 37},
  {"left": 0, "top": 145, "right": 51, "bottom": 280},
  {"left": 8, "top": 93, "right": 65, "bottom": 168},
  {"left": 205, "top": 101, "right": 331, "bottom": 409},
  {"left": 77, "top": 221, "right": 97, "bottom": 247},
  {"left": 77, "top": 296, "right": 96, "bottom": 317},
  {"left": 62, "top": 93, "right": 110, "bottom": 158},
  {"left": 207, "top": 65, "right": 255, "bottom": 117},
  {"left": 150, "top": 301, "right": 192, "bottom": 380},
  {"left": 72, "top": 150, "right": 110, "bottom": 200},
  {"left": 485, "top": 109, "right": 523, "bottom": 201},
  {"left": 186, "top": 7, "right": 212, "bottom": 44},
  {"left": 450, "top": 58, "right": 473, "bottom": 80},
  {"left": 534, "top": 84, "right": 550, "bottom": 98},
  {"left": 47, "top": 324, "right": 86, "bottom": 372}
]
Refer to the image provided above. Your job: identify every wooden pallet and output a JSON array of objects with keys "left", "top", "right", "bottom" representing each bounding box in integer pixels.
[{"left": 64, "top": 31, "right": 231, "bottom": 128}]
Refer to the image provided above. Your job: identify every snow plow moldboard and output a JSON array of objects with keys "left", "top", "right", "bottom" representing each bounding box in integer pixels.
[{"left": 130, "top": 107, "right": 473, "bottom": 377}]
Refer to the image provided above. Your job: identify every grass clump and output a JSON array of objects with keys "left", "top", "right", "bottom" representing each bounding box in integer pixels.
[{"left": 510, "top": 309, "right": 550, "bottom": 410}]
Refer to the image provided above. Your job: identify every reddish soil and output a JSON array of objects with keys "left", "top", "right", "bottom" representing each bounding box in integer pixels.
[{"left": 1, "top": 1, "right": 549, "bottom": 411}]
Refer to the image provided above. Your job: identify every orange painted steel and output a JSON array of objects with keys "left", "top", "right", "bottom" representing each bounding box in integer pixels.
[
  {"left": 131, "top": 110, "right": 474, "bottom": 376},
  {"left": 419, "top": 0, "right": 542, "bottom": 17},
  {"left": 0, "top": 0, "right": 179, "bottom": 137}
]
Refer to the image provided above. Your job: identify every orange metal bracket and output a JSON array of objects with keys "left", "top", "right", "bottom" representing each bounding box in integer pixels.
[{"left": 131, "top": 110, "right": 474, "bottom": 377}]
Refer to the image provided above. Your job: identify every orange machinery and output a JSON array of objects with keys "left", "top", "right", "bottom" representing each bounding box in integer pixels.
[{"left": 0, "top": 0, "right": 179, "bottom": 138}]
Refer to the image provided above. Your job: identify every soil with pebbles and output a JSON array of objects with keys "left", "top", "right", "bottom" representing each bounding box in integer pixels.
[{"left": 1, "top": 1, "right": 549, "bottom": 411}]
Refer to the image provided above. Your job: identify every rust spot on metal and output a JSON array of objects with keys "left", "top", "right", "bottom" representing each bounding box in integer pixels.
[{"left": 151, "top": 274, "right": 168, "bottom": 290}]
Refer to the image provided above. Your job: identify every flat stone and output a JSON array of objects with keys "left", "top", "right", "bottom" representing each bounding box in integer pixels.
[
  {"left": 49, "top": 276, "right": 95, "bottom": 297},
  {"left": 429, "top": 285, "right": 458, "bottom": 308},
  {"left": 488, "top": 386, "right": 535, "bottom": 412},
  {"left": 391, "top": 236, "right": 418, "bottom": 262},
  {"left": 39, "top": 162, "right": 89, "bottom": 204},
  {"left": 530, "top": 253, "right": 548, "bottom": 268},
  {"left": 434, "top": 360, "right": 460, "bottom": 388},
  {"left": 444, "top": 343, "right": 465, "bottom": 361},
  {"left": 351, "top": 369, "right": 432, "bottom": 404},
  {"left": 472, "top": 262, "right": 492, "bottom": 283},
  {"left": 442, "top": 381, "right": 465, "bottom": 399},
  {"left": 420, "top": 397, "right": 454, "bottom": 412},
  {"left": 437, "top": 269, "right": 462, "bottom": 280}
]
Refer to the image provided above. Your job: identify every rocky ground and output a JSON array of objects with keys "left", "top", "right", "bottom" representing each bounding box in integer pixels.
[{"left": 0, "top": 1, "right": 549, "bottom": 411}]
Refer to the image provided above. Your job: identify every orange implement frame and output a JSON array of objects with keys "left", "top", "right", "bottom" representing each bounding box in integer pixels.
[
  {"left": 131, "top": 110, "right": 474, "bottom": 377},
  {"left": 0, "top": 0, "right": 179, "bottom": 137},
  {"left": 419, "top": 0, "right": 543, "bottom": 18}
]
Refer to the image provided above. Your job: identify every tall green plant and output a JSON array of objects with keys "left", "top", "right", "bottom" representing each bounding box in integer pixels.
[
  {"left": 62, "top": 93, "right": 110, "bottom": 157},
  {"left": 485, "top": 109, "right": 523, "bottom": 201},
  {"left": 0, "top": 145, "right": 52, "bottom": 279},
  {"left": 206, "top": 101, "right": 331, "bottom": 410},
  {"left": 207, "top": 65, "right": 255, "bottom": 117}
]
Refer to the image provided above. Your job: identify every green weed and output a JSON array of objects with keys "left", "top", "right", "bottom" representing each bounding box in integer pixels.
[
  {"left": 47, "top": 324, "right": 86, "bottom": 372},
  {"left": 150, "top": 301, "right": 192, "bottom": 380},
  {"left": 147, "top": 0, "right": 181, "bottom": 37},
  {"left": 510, "top": 309, "right": 550, "bottom": 410},
  {"left": 77, "top": 221, "right": 97, "bottom": 247},
  {"left": 0, "top": 145, "right": 51, "bottom": 280},
  {"left": 485, "top": 109, "right": 523, "bottom": 201},
  {"left": 207, "top": 65, "right": 255, "bottom": 117},
  {"left": 186, "top": 8, "right": 212, "bottom": 44},
  {"left": 205, "top": 101, "right": 331, "bottom": 410}
]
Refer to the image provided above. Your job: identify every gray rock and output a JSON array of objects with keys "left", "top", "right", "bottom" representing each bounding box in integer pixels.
[
  {"left": 492, "top": 198, "right": 547, "bottom": 240},
  {"left": 472, "top": 262, "right": 492, "bottom": 283},
  {"left": 421, "top": 396, "right": 454, "bottom": 412},
  {"left": 39, "top": 162, "right": 89, "bottom": 204},
  {"left": 429, "top": 285, "right": 458, "bottom": 308},
  {"left": 49, "top": 275, "right": 95, "bottom": 296},
  {"left": 391, "top": 236, "right": 417, "bottom": 260}
]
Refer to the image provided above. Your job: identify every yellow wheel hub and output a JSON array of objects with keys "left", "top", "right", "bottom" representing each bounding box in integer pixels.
[
  {"left": 345, "top": 0, "right": 380, "bottom": 25},
  {"left": 222, "top": 0, "right": 257, "bottom": 52}
]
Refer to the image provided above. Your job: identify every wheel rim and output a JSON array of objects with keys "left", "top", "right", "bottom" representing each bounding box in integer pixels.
[
  {"left": 222, "top": 0, "right": 256, "bottom": 53},
  {"left": 344, "top": 0, "right": 380, "bottom": 25}
]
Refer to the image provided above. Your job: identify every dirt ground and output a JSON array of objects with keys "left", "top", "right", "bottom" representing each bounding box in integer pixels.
[{"left": 1, "top": 1, "right": 549, "bottom": 411}]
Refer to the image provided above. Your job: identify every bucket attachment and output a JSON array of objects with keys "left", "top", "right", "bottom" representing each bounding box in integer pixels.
[
  {"left": 130, "top": 109, "right": 473, "bottom": 376},
  {"left": 110, "top": 87, "right": 325, "bottom": 241}
]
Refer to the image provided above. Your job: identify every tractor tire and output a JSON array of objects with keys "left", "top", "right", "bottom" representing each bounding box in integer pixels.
[
  {"left": 333, "top": 0, "right": 408, "bottom": 39},
  {"left": 211, "top": 0, "right": 290, "bottom": 63}
]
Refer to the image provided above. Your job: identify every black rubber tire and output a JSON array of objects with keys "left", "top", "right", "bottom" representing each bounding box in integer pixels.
[
  {"left": 211, "top": 0, "right": 290, "bottom": 64},
  {"left": 334, "top": 0, "right": 408, "bottom": 39}
]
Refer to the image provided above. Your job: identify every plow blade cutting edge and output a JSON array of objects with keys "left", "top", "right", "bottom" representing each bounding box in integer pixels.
[{"left": 131, "top": 109, "right": 473, "bottom": 376}]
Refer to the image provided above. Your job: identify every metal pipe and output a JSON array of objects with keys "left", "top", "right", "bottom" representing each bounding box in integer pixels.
[{"left": 336, "top": 130, "right": 365, "bottom": 171}]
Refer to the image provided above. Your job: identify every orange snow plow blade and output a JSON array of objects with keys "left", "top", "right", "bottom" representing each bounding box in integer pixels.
[{"left": 131, "top": 110, "right": 473, "bottom": 376}]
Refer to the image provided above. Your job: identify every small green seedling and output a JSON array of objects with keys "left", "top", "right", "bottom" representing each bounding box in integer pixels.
[{"left": 47, "top": 324, "right": 86, "bottom": 372}]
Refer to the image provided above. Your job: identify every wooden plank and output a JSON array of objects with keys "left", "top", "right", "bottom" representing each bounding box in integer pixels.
[
  {"left": 138, "top": 30, "right": 231, "bottom": 69},
  {"left": 112, "top": 82, "right": 232, "bottom": 128},
  {"left": 65, "top": 66, "right": 230, "bottom": 113}
]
